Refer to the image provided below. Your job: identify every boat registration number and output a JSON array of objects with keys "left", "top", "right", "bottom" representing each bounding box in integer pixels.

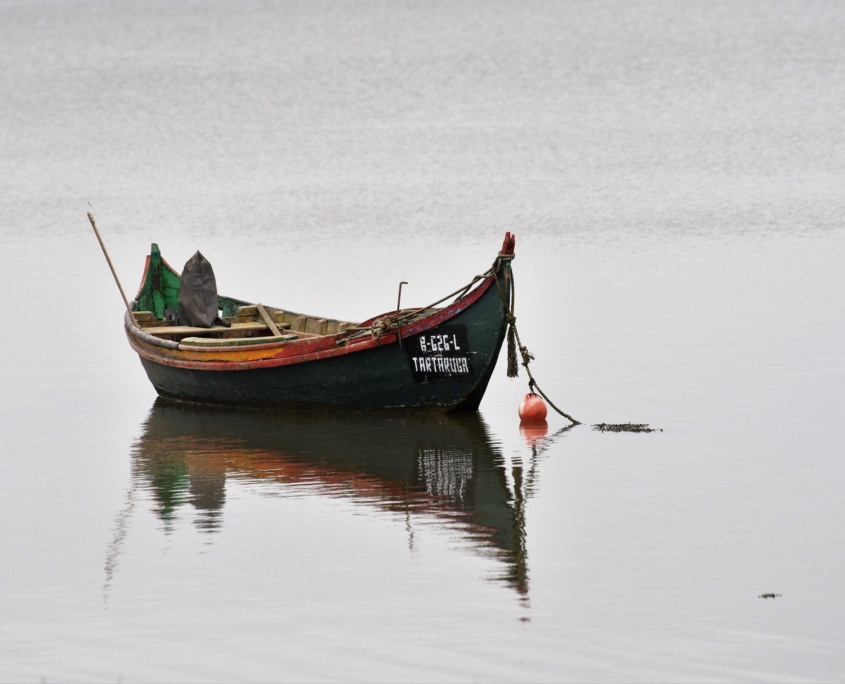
[{"left": 406, "top": 324, "right": 472, "bottom": 381}]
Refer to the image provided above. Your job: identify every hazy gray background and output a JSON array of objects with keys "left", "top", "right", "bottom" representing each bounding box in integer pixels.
[{"left": 1, "top": 0, "right": 843, "bottom": 681}]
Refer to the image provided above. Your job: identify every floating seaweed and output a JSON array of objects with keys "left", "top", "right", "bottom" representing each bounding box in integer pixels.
[{"left": 592, "top": 423, "right": 662, "bottom": 433}]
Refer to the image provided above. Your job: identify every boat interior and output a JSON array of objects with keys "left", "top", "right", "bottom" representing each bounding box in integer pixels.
[
  {"left": 132, "top": 244, "right": 362, "bottom": 348},
  {"left": 132, "top": 303, "right": 362, "bottom": 347}
]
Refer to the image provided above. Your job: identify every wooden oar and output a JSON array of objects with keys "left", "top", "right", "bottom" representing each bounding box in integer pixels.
[{"left": 87, "top": 212, "right": 137, "bottom": 326}]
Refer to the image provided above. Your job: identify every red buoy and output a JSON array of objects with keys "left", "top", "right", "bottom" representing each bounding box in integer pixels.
[{"left": 518, "top": 392, "right": 547, "bottom": 421}]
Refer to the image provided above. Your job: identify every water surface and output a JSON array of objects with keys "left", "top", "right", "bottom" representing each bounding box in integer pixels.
[{"left": 1, "top": 0, "right": 844, "bottom": 681}]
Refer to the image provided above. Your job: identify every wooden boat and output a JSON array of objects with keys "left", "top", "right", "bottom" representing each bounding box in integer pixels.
[{"left": 125, "top": 234, "right": 516, "bottom": 410}]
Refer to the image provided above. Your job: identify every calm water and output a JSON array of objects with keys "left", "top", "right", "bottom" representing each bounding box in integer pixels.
[{"left": 2, "top": 0, "right": 844, "bottom": 681}]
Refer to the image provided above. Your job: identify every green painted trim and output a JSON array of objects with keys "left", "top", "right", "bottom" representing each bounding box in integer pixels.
[{"left": 135, "top": 244, "right": 181, "bottom": 319}]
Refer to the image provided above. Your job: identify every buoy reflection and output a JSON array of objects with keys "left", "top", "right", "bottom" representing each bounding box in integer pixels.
[{"left": 519, "top": 420, "right": 549, "bottom": 447}]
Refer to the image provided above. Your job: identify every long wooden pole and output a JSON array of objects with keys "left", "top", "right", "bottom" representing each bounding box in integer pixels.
[{"left": 87, "top": 213, "right": 137, "bottom": 325}]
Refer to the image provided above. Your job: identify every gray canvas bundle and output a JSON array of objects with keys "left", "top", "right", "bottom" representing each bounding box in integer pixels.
[{"left": 178, "top": 251, "right": 219, "bottom": 328}]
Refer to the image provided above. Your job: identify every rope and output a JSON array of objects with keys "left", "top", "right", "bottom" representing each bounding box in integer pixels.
[
  {"left": 493, "top": 267, "right": 581, "bottom": 426},
  {"left": 338, "top": 266, "right": 497, "bottom": 345}
]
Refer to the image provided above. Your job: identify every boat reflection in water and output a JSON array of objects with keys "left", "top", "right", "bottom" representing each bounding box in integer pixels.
[{"left": 130, "top": 399, "right": 540, "bottom": 596}]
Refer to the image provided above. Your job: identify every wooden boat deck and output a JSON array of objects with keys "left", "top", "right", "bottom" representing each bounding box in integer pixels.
[{"left": 134, "top": 304, "right": 361, "bottom": 347}]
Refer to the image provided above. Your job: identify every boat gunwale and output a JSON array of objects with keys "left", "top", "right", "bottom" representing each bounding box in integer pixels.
[{"left": 125, "top": 274, "right": 496, "bottom": 372}]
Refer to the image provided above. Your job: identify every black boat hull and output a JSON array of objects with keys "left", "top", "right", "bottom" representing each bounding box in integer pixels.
[{"left": 136, "top": 264, "right": 511, "bottom": 411}]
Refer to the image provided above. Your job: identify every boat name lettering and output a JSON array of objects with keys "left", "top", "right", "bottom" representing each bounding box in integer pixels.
[{"left": 406, "top": 324, "right": 472, "bottom": 382}]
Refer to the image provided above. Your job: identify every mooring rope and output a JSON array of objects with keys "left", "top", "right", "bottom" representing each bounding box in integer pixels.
[
  {"left": 493, "top": 264, "right": 662, "bottom": 432},
  {"left": 492, "top": 260, "right": 581, "bottom": 425}
]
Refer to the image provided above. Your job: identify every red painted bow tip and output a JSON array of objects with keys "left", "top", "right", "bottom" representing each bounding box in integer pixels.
[{"left": 500, "top": 232, "right": 516, "bottom": 255}]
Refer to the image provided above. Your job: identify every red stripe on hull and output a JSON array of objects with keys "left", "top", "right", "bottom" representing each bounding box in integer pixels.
[{"left": 128, "top": 276, "right": 494, "bottom": 372}]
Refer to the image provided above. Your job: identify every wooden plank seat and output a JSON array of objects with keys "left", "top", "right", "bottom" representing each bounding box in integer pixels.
[{"left": 180, "top": 334, "right": 299, "bottom": 347}]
